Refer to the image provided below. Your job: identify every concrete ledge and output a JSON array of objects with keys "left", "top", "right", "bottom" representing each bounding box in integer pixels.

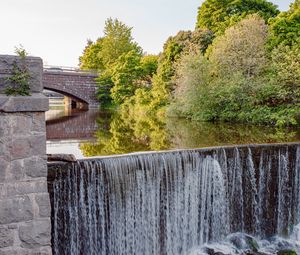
[
  {"left": 0, "top": 55, "right": 43, "bottom": 93},
  {"left": 0, "top": 94, "right": 49, "bottom": 112}
]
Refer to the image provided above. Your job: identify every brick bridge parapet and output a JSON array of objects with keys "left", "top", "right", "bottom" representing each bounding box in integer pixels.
[{"left": 42, "top": 69, "right": 99, "bottom": 108}]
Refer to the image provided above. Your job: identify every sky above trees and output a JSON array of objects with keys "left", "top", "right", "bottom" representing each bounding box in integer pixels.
[{"left": 0, "top": 0, "right": 293, "bottom": 67}]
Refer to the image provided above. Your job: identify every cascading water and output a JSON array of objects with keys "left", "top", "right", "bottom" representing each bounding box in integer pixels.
[{"left": 48, "top": 143, "right": 300, "bottom": 255}]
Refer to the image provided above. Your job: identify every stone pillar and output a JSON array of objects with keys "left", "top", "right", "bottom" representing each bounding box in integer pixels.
[{"left": 0, "top": 55, "right": 52, "bottom": 254}]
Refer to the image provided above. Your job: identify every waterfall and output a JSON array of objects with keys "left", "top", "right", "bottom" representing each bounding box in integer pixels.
[{"left": 49, "top": 143, "right": 300, "bottom": 255}]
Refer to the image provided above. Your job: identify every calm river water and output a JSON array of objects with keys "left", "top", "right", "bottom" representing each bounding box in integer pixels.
[{"left": 46, "top": 106, "right": 300, "bottom": 159}]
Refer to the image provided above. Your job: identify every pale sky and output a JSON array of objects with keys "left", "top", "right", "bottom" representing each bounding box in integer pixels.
[{"left": 0, "top": 0, "right": 294, "bottom": 67}]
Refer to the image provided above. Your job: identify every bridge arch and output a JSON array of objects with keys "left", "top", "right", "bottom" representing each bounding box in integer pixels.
[
  {"left": 44, "top": 86, "right": 89, "bottom": 108},
  {"left": 42, "top": 68, "right": 100, "bottom": 108}
]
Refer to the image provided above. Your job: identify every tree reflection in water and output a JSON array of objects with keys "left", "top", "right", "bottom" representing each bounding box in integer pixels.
[{"left": 80, "top": 110, "right": 299, "bottom": 157}]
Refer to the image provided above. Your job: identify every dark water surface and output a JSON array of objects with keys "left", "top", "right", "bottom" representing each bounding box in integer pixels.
[{"left": 46, "top": 107, "right": 300, "bottom": 158}]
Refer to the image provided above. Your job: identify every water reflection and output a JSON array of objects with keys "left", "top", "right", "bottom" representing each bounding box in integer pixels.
[{"left": 46, "top": 108, "right": 300, "bottom": 158}]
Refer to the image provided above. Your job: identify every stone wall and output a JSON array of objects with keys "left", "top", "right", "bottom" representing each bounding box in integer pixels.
[
  {"left": 43, "top": 71, "right": 99, "bottom": 108},
  {"left": 0, "top": 55, "right": 52, "bottom": 254}
]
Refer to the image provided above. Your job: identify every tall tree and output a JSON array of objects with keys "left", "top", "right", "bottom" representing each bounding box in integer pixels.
[
  {"left": 99, "top": 18, "right": 142, "bottom": 67},
  {"left": 196, "top": 0, "right": 279, "bottom": 34},
  {"left": 150, "top": 31, "right": 192, "bottom": 108},
  {"left": 81, "top": 18, "right": 143, "bottom": 105},
  {"left": 209, "top": 14, "right": 268, "bottom": 78},
  {"left": 110, "top": 50, "right": 144, "bottom": 104},
  {"left": 79, "top": 39, "right": 104, "bottom": 71},
  {"left": 268, "top": 0, "right": 300, "bottom": 49}
]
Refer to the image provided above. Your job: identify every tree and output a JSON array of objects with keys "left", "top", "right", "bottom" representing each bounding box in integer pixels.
[
  {"left": 189, "top": 29, "right": 215, "bottom": 54},
  {"left": 268, "top": 0, "right": 300, "bottom": 49},
  {"left": 110, "top": 53, "right": 159, "bottom": 105},
  {"left": 170, "top": 14, "right": 300, "bottom": 126},
  {"left": 140, "top": 55, "right": 158, "bottom": 83},
  {"left": 270, "top": 41, "right": 300, "bottom": 104},
  {"left": 80, "top": 18, "right": 143, "bottom": 106},
  {"left": 99, "top": 18, "right": 142, "bottom": 68},
  {"left": 95, "top": 70, "right": 114, "bottom": 106},
  {"left": 150, "top": 31, "right": 192, "bottom": 108},
  {"left": 209, "top": 14, "right": 268, "bottom": 78},
  {"left": 79, "top": 39, "right": 104, "bottom": 71},
  {"left": 110, "top": 50, "right": 143, "bottom": 104},
  {"left": 196, "top": 0, "right": 279, "bottom": 34}
]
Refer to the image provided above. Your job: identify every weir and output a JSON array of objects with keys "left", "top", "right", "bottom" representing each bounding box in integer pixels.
[{"left": 48, "top": 143, "right": 300, "bottom": 255}]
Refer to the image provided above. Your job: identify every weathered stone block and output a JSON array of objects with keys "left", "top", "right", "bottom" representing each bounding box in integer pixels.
[
  {"left": 0, "top": 181, "right": 48, "bottom": 198},
  {"left": 8, "top": 160, "right": 25, "bottom": 181},
  {"left": 0, "top": 197, "right": 33, "bottom": 224},
  {"left": 19, "top": 220, "right": 51, "bottom": 249},
  {"left": 0, "top": 227, "right": 14, "bottom": 248},
  {"left": 24, "top": 157, "right": 47, "bottom": 178},
  {"left": 11, "top": 114, "right": 32, "bottom": 135},
  {"left": 0, "top": 115, "right": 10, "bottom": 136},
  {"left": 32, "top": 113, "right": 45, "bottom": 133},
  {"left": 9, "top": 138, "right": 31, "bottom": 160},
  {"left": 0, "top": 55, "right": 43, "bottom": 93},
  {"left": 0, "top": 246, "right": 52, "bottom": 255},
  {"left": 35, "top": 194, "right": 51, "bottom": 217},
  {"left": 0, "top": 94, "right": 49, "bottom": 113},
  {"left": 0, "top": 157, "right": 9, "bottom": 183},
  {"left": 29, "top": 135, "right": 46, "bottom": 156},
  {"left": 0, "top": 97, "right": 9, "bottom": 110}
]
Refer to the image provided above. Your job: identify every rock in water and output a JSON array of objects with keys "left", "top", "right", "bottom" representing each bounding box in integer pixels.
[
  {"left": 277, "top": 250, "right": 297, "bottom": 255},
  {"left": 227, "top": 233, "right": 259, "bottom": 252}
]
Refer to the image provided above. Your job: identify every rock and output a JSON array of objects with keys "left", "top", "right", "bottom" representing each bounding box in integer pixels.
[
  {"left": 0, "top": 227, "right": 14, "bottom": 248},
  {"left": 227, "top": 233, "right": 259, "bottom": 252},
  {"left": 202, "top": 244, "right": 233, "bottom": 255},
  {"left": 19, "top": 219, "right": 51, "bottom": 248},
  {"left": 0, "top": 196, "right": 33, "bottom": 224},
  {"left": 277, "top": 250, "right": 297, "bottom": 255},
  {"left": 47, "top": 153, "right": 77, "bottom": 162},
  {"left": 35, "top": 193, "right": 51, "bottom": 217},
  {"left": 244, "top": 251, "right": 270, "bottom": 255},
  {"left": 24, "top": 156, "right": 47, "bottom": 178}
]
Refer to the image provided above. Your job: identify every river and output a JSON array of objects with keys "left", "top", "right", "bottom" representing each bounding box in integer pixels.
[{"left": 46, "top": 105, "right": 300, "bottom": 159}]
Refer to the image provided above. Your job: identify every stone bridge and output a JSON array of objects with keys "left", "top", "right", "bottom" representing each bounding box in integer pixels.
[{"left": 42, "top": 67, "right": 99, "bottom": 108}]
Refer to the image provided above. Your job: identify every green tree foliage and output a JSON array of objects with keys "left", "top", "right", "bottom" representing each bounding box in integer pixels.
[
  {"left": 99, "top": 18, "right": 142, "bottom": 67},
  {"left": 125, "top": 29, "right": 217, "bottom": 116},
  {"left": 268, "top": 0, "right": 300, "bottom": 49},
  {"left": 171, "top": 15, "right": 300, "bottom": 126},
  {"left": 189, "top": 29, "right": 215, "bottom": 54},
  {"left": 140, "top": 55, "right": 159, "bottom": 82},
  {"left": 209, "top": 14, "right": 268, "bottom": 77},
  {"left": 79, "top": 18, "right": 144, "bottom": 105},
  {"left": 109, "top": 52, "right": 159, "bottom": 105},
  {"left": 5, "top": 46, "right": 31, "bottom": 96},
  {"left": 79, "top": 39, "right": 104, "bottom": 71},
  {"left": 95, "top": 70, "right": 114, "bottom": 106},
  {"left": 196, "top": 0, "right": 279, "bottom": 34},
  {"left": 110, "top": 50, "right": 144, "bottom": 104},
  {"left": 150, "top": 31, "right": 192, "bottom": 109},
  {"left": 269, "top": 41, "right": 300, "bottom": 105}
]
